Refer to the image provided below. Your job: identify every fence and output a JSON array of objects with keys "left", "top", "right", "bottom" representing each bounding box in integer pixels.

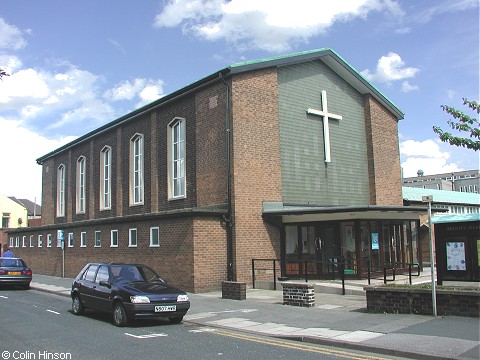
[{"left": 252, "top": 258, "right": 421, "bottom": 295}]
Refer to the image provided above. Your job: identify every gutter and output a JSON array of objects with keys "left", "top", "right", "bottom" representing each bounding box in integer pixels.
[{"left": 220, "top": 73, "right": 235, "bottom": 282}]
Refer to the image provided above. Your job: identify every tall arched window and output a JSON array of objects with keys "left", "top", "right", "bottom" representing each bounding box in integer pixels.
[
  {"left": 76, "top": 156, "right": 86, "bottom": 213},
  {"left": 57, "top": 164, "right": 65, "bottom": 217},
  {"left": 130, "top": 134, "right": 144, "bottom": 205},
  {"left": 100, "top": 146, "right": 112, "bottom": 210},
  {"left": 168, "top": 118, "right": 186, "bottom": 199}
]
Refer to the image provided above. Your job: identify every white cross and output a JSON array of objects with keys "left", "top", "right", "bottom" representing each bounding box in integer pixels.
[{"left": 307, "top": 90, "right": 342, "bottom": 163}]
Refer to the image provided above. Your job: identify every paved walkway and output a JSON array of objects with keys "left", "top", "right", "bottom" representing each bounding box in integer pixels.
[{"left": 30, "top": 274, "right": 479, "bottom": 360}]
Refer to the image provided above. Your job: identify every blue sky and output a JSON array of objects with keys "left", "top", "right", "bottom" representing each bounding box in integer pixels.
[{"left": 0, "top": 0, "right": 478, "bottom": 201}]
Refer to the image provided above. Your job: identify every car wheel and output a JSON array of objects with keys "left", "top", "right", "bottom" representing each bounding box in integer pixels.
[
  {"left": 72, "top": 294, "right": 85, "bottom": 315},
  {"left": 169, "top": 316, "right": 183, "bottom": 324},
  {"left": 113, "top": 302, "right": 128, "bottom": 327}
]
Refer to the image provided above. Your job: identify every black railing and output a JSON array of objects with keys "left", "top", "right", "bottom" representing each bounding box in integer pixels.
[{"left": 252, "top": 258, "right": 421, "bottom": 294}]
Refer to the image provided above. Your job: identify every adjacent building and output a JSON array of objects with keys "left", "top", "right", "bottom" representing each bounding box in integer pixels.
[
  {"left": 403, "top": 169, "right": 479, "bottom": 193},
  {"left": 1, "top": 193, "right": 28, "bottom": 255},
  {"left": 8, "top": 49, "right": 427, "bottom": 292}
]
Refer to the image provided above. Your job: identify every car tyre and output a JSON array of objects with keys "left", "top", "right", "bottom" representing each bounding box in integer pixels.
[
  {"left": 72, "top": 294, "right": 85, "bottom": 315},
  {"left": 169, "top": 316, "right": 183, "bottom": 324},
  {"left": 113, "top": 302, "right": 128, "bottom": 327}
]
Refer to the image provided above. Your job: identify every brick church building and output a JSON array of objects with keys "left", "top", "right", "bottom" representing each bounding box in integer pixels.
[{"left": 8, "top": 49, "right": 426, "bottom": 292}]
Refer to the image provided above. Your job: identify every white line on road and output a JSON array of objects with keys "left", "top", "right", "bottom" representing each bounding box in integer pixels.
[
  {"left": 46, "top": 309, "right": 61, "bottom": 315},
  {"left": 124, "top": 333, "right": 168, "bottom": 339},
  {"left": 0, "top": 295, "right": 8, "bottom": 299}
]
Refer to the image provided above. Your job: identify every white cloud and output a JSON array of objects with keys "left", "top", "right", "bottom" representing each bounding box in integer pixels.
[
  {"left": 361, "top": 52, "right": 419, "bottom": 84},
  {"left": 0, "top": 117, "right": 76, "bottom": 201},
  {"left": 400, "top": 139, "right": 463, "bottom": 177},
  {"left": 0, "top": 18, "right": 28, "bottom": 50},
  {"left": 401, "top": 81, "right": 419, "bottom": 93},
  {"left": 154, "top": 0, "right": 402, "bottom": 52},
  {"left": 104, "top": 78, "right": 164, "bottom": 107}
]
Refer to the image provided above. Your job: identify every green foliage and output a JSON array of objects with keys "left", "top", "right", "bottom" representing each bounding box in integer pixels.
[
  {"left": 433, "top": 98, "right": 480, "bottom": 151},
  {"left": 0, "top": 66, "right": 9, "bottom": 80}
]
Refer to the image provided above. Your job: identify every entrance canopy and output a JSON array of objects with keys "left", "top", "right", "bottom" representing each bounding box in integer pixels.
[{"left": 263, "top": 201, "right": 427, "bottom": 223}]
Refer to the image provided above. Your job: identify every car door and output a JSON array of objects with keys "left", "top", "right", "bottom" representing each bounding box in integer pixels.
[
  {"left": 90, "top": 265, "right": 113, "bottom": 312},
  {"left": 78, "top": 264, "right": 99, "bottom": 308}
]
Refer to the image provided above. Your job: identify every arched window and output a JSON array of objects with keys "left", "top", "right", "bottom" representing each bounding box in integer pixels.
[
  {"left": 76, "top": 156, "right": 86, "bottom": 213},
  {"left": 57, "top": 164, "right": 65, "bottom": 217},
  {"left": 100, "top": 146, "right": 112, "bottom": 210},
  {"left": 168, "top": 118, "right": 186, "bottom": 199},
  {"left": 130, "top": 134, "right": 144, "bottom": 205}
]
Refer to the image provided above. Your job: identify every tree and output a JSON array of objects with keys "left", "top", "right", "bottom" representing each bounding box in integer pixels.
[
  {"left": 433, "top": 98, "right": 480, "bottom": 151},
  {"left": 0, "top": 65, "right": 9, "bottom": 80}
]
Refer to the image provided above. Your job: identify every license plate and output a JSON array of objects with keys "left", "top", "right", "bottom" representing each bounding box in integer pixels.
[
  {"left": 155, "top": 305, "right": 176, "bottom": 312},
  {"left": 8, "top": 271, "right": 21, "bottom": 275}
]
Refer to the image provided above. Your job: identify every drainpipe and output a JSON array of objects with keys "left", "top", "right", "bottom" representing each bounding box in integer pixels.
[{"left": 220, "top": 73, "right": 234, "bottom": 282}]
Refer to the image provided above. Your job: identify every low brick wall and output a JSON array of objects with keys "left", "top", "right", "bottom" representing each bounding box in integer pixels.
[
  {"left": 282, "top": 283, "right": 315, "bottom": 307},
  {"left": 365, "top": 286, "right": 480, "bottom": 317},
  {"left": 222, "top": 281, "right": 246, "bottom": 300}
]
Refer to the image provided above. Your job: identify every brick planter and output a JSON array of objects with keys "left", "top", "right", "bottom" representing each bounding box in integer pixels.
[
  {"left": 282, "top": 282, "right": 315, "bottom": 307},
  {"left": 222, "top": 281, "right": 246, "bottom": 300},
  {"left": 365, "top": 286, "right": 480, "bottom": 317}
]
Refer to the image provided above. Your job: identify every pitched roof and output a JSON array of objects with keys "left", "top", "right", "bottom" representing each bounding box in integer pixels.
[
  {"left": 402, "top": 187, "right": 480, "bottom": 205},
  {"left": 37, "top": 48, "right": 403, "bottom": 164}
]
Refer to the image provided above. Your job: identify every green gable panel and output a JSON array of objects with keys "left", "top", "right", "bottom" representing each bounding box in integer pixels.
[{"left": 278, "top": 60, "right": 370, "bottom": 206}]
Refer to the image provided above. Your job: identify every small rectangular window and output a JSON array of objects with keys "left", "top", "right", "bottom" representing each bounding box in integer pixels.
[
  {"left": 111, "top": 230, "right": 118, "bottom": 247},
  {"left": 68, "top": 233, "right": 74, "bottom": 247},
  {"left": 9, "top": 237, "right": 14, "bottom": 247},
  {"left": 30, "top": 235, "right": 34, "bottom": 247},
  {"left": 150, "top": 227, "right": 159, "bottom": 247},
  {"left": 129, "top": 228, "right": 137, "bottom": 247},
  {"left": 47, "top": 234, "right": 52, "bottom": 247},
  {"left": 16, "top": 236, "right": 19, "bottom": 247},
  {"left": 22, "top": 236, "right": 26, "bottom": 247},
  {"left": 38, "top": 235, "right": 43, "bottom": 247},
  {"left": 80, "top": 232, "right": 86, "bottom": 247},
  {"left": 94, "top": 231, "right": 101, "bottom": 247}
]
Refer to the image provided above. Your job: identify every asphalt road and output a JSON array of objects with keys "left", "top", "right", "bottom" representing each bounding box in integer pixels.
[{"left": 0, "top": 287, "right": 409, "bottom": 360}]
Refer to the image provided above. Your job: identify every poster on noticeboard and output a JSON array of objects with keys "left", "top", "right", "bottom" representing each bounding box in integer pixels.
[{"left": 446, "top": 242, "right": 466, "bottom": 271}]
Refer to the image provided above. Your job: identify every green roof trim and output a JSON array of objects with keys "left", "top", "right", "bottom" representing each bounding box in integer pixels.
[
  {"left": 432, "top": 213, "right": 480, "bottom": 223},
  {"left": 402, "top": 186, "right": 480, "bottom": 205}
]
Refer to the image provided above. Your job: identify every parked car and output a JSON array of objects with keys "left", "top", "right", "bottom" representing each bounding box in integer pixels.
[
  {"left": 0, "top": 257, "right": 32, "bottom": 289},
  {"left": 71, "top": 263, "right": 190, "bottom": 327}
]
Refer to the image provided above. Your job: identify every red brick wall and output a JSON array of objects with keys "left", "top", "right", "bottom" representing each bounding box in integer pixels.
[
  {"left": 195, "top": 82, "right": 228, "bottom": 207},
  {"left": 41, "top": 159, "right": 55, "bottom": 226},
  {"left": 230, "top": 68, "right": 283, "bottom": 284},
  {"left": 364, "top": 95, "right": 403, "bottom": 205}
]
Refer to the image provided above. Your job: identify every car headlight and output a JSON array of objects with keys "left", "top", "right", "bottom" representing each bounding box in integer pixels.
[
  {"left": 130, "top": 295, "right": 150, "bottom": 304},
  {"left": 177, "top": 294, "right": 189, "bottom": 302}
]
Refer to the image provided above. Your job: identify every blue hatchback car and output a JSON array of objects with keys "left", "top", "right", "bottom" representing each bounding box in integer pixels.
[
  {"left": 0, "top": 257, "right": 33, "bottom": 289},
  {"left": 71, "top": 263, "right": 190, "bottom": 327}
]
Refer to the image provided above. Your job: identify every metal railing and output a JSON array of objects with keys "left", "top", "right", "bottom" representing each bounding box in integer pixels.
[{"left": 252, "top": 258, "right": 421, "bottom": 294}]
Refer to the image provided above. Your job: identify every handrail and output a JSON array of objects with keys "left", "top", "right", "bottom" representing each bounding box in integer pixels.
[{"left": 251, "top": 258, "right": 421, "bottom": 293}]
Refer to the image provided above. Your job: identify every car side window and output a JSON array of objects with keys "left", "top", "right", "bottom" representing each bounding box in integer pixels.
[
  {"left": 83, "top": 265, "right": 98, "bottom": 281},
  {"left": 95, "top": 265, "right": 110, "bottom": 284}
]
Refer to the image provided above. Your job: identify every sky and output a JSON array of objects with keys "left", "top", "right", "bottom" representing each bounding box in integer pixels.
[{"left": 0, "top": 0, "right": 478, "bottom": 202}]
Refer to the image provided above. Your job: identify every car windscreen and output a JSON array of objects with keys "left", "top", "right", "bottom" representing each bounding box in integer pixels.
[
  {"left": 110, "top": 265, "right": 162, "bottom": 283},
  {"left": 0, "top": 259, "right": 25, "bottom": 267}
]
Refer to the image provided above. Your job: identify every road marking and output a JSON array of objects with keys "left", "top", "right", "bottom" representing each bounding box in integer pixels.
[
  {"left": 189, "top": 328, "right": 218, "bottom": 333},
  {"left": 213, "top": 329, "right": 390, "bottom": 360},
  {"left": 46, "top": 309, "right": 61, "bottom": 315},
  {"left": 0, "top": 295, "right": 8, "bottom": 299},
  {"left": 124, "top": 333, "right": 168, "bottom": 339}
]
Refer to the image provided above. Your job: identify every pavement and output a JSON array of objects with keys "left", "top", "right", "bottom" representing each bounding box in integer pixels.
[{"left": 30, "top": 273, "right": 479, "bottom": 360}]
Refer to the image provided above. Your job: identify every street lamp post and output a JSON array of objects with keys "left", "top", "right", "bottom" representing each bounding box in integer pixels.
[{"left": 422, "top": 195, "right": 437, "bottom": 317}]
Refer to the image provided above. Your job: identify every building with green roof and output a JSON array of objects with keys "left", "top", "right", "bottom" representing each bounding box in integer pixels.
[{"left": 10, "top": 48, "right": 429, "bottom": 292}]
